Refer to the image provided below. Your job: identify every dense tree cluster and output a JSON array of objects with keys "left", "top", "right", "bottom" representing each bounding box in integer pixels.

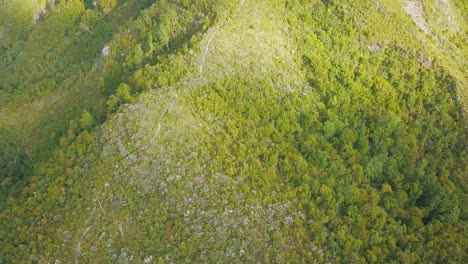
[{"left": 0, "top": 0, "right": 466, "bottom": 263}]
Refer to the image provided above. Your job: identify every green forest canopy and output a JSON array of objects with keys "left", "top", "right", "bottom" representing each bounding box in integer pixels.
[{"left": 0, "top": 0, "right": 466, "bottom": 263}]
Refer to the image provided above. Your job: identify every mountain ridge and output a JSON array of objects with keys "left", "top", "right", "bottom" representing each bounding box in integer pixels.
[{"left": 0, "top": 0, "right": 467, "bottom": 262}]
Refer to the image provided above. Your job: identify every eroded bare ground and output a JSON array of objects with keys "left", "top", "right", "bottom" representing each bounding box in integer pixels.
[
  {"left": 435, "top": 0, "right": 460, "bottom": 33},
  {"left": 403, "top": 0, "right": 431, "bottom": 34},
  {"left": 402, "top": 0, "right": 467, "bottom": 117},
  {"left": 403, "top": 0, "right": 460, "bottom": 36}
]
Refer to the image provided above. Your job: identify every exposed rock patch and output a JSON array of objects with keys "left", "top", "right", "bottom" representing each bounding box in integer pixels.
[
  {"left": 435, "top": 0, "right": 459, "bottom": 33},
  {"left": 367, "top": 43, "right": 383, "bottom": 52},
  {"left": 417, "top": 55, "right": 433, "bottom": 68},
  {"left": 33, "top": 0, "right": 57, "bottom": 24},
  {"left": 102, "top": 45, "right": 111, "bottom": 57},
  {"left": 403, "top": 0, "right": 431, "bottom": 34}
]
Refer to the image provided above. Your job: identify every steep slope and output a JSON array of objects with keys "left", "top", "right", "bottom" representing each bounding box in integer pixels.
[
  {"left": 3, "top": 1, "right": 319, "bottom": 262},
  {"left": 0, "top": 0, "right": 154, "bottom": 172},
  {"left": 0, "top": 0, "right": 467, "bottom": 263}
]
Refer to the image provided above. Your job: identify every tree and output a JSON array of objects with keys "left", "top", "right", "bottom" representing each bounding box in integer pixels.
[
  {"left": 155, "top": 4, "right": 177, "bottom": 51},
  {"left": 79, "top": 110, "right": 95, "bottom": 131},
  {"left": 97, "top": 0, "right": 117, "bottom": 13},
  {"left": 106, "top": 83, "right": 134, "bottom": 113},
  {"left": 0, "top": 129, "right": 30, "bottom": 184},
  {"left": 156, "top": 25, "right": 170, "bottom": 51}
]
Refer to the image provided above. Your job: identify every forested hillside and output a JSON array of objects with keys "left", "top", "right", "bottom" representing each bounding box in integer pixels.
[{"left": 0, "top": 0, "right": 467, "bottom": 263}]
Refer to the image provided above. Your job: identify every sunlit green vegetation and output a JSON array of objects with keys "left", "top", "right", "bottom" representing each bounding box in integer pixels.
[{"left": 0, "top": 0, "right": 466, "bottom": 263}]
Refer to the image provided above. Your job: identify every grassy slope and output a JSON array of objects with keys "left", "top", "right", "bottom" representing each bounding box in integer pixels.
[
  {"left": 0, "top": 0, "right": 45, "bottom": 49},
  {"left": 0, "top": 0, "right": 153, "bottom": 166},
  {"left": 0, "top": 0, "right": 466, "bottom": 263}
]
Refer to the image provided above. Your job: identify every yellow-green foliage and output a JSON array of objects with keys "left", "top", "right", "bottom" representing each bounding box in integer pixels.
[{"left": 0, "top": 0, "right": 466, "bottom": 263}]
